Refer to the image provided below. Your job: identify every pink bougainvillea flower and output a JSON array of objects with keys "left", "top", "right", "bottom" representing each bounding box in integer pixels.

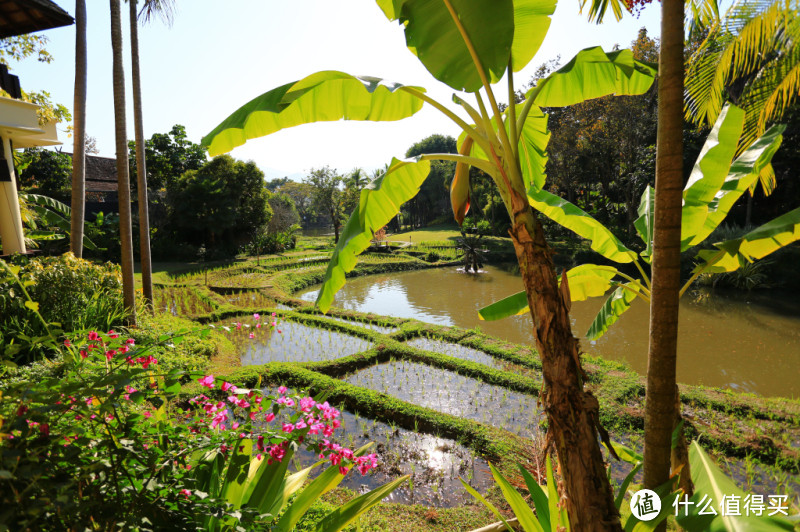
[
  {"left": 80, "top": 350, "right": 88, "bottom": 359},
  {"left": 144, "top": 411, "right": 152, "bottom": 419},
  {"left": 271, "top": 321, "right": 277, "bottom": 327},
  {"left": 256, "top": 323, "right": 261, "bottom": 328},
  {"left": 249, "top": 333, "right": 255, "bottom": 339},
  {"left": 339, "top": 466, "right": 349, "bottom": 476},
  {"left": 180, "top": 489, "right": 191, "bottom": 499},
  {"left": 271, "top": 312, "right": 277, "bottom": 317},
  {"left": 198, "top": 375, "right": 215, "bottom": 388},
  {"left": 221, "top": 381, "right": 235, "bottom": 392},
  {"left": 108, "top": 330, "right": 119, "bottom": 339},
  {"left": 63, "top": 339, "right": 71, "bottom": 347},
  {"left": 264, "top": 412, "right": 275, "bottom": 422},
  {"left": 277, "top": 329, "right": 282, "bottom": 334},
  {"left": 277, "top": 386, "right": 288, "bottom": 395},
  {"left": 105, "top": 350, "right": 115, "bottom": 361},
  {"left": 281, "top": 422, "right": 294, "bottom": 433},
  {"left": 253, "top": 313, "right": 260, "bottom": 320},
  {"left": 87, "top": 331, "right": 99, "bottom": 341},
  {"left": 126, "top": 338, "right": 135, "bottom": 345}
]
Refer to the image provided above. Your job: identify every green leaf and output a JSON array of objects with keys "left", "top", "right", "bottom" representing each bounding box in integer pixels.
[
  {"left": 518, "top": 465, "right": 551, "bottom": 532},
  {"left": 316, "top": 158, "right": 431, "bottom": 312},
  {"left": 634, "top": 185, "right": 655, "bottom": 260},
  {"left": 478, "top": 291, "right": 528, "bottom": 321},
  {"left": 528, "top": 47, "right": 657, "bottom": 108},
  {"left": 24, "top": 301, "right": 39, "bottom": 313},
  {"left": 676, "top": 442, "right": 794, "bottom": 532},
  {"left": 516, "top": 104, "right": 550, "bottom": 192},
  {"left": 545, "top": 455, "right": 563, "bottom": 532},
  {"left": 274, "top": 464, "right": 349, "bottom": 532},
  {"left": 688, "top": 124, "right": 785, "bottom": 249},
  {"left": 313, "top": 475, "right": 410, "bottom": 532},
  {"left": 510, "top": 0, "right": 558, "bottom": 73},
  {"left": 528, "top": 188, "right": 637, "bottom": 264},
  {"left": 376, "top": 0, "right": 514, "bottom": 92},
  {"left": 246, "top": 443, "right": 297, "bottom": 513},
  {"left": 694, "top": 207, "right": 800, "bottom": 274},
  {"left": 488, "top": 462, "right": 543, "bottom": 532},
  {"left": 478, "top": 264, "right": 618, "bottom": 321},
  {"left": 586, "top": 284, "right": 639, "bottom": 340},
  {"left": 264, "top": 462, "right": 320, "bottom": 517},
  {"left": 202, "top": 71, "right": 426, "bottom": 156},
  {"left": 460, "top": 477, "right": 516, "bottom": 532}
]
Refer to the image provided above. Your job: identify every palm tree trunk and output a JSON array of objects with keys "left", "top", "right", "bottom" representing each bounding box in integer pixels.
[
  {"left": 509, "top": 200, "right": 622, "bottom": 532},
  {"left": 129, "top": 0, "right": 154, "bottom": 308},
  {"left": 110, "top": 0, "right": 137, "bottom": 325},
  {"left": 643, "top": 0, "right": 684, "bottom": 512},
  {"left": 70, "top": 0, "right": 87, "bottom": 258}
]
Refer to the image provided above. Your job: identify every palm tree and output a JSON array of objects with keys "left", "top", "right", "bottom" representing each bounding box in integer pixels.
[
  {"left": 582, "top": 0, "right": 691, "bottom": 510},
  {"left": 110, "top": 0, "right": 137, "bottom": 324},
  {"left": 70, "top": 0, "right": 87, "bottom": 258},
  {"left": 128, "top": 0, "right": 175, "bottom": 308}
]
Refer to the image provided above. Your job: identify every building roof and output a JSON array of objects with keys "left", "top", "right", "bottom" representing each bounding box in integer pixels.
[
  {"left": 0, "top": 0, "right": 74, "bottom": 39},
  {"left": 64, "top": 152, "right": 119, "bottom": 192}
]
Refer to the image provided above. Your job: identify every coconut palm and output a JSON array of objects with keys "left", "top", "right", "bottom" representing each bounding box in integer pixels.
[
  {"left": 128, "top": 0, "right": 176, "bottom": 307},
  {"left": 110, "top": 0, "right": 137, "bottom": 324},
  {"left": 581, "top": 0, "right": 691, "bottom": 507},
  {"left": 70, "top": 0, "right": 87, "bottom": 258}
]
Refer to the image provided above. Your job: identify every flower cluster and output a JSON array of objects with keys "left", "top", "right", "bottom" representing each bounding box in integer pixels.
[{"left": 191, "top": 376, "right": 377, "bottom": 476}]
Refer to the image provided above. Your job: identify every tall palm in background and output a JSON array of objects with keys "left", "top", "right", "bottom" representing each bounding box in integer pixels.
[
  {"left": 110, "top": 0, "right": 137, "bottom": 324},
  {"left": 70, "top": 0, "right": 87, "bottom": 258},
  {"left": 129, "top": 0, "right": 176, "bottom": 307}
]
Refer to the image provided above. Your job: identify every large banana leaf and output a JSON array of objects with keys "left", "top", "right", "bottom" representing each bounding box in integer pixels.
[
  {"left": 676, "top": 442, "right": 794, "bottom": 531},
  {"left": 376, "top": 0, "right": 514, "bottom": 92},
  {"left": 451, "top": 136, "right": 473, "bottom": 225},
  {"left": 22, "top": 193, "right": 98, "bottom": 251},
  {"left": 316, "top": 158, "right": 431, "bottom": 312},
  {"left": 201, "top": 72, "right": 426, "bottom": 156},
  {"left": 680, "top": 104, "right": 746, "bottom": 248},
  {"left": 528, "top": 47, "right": 657, "bottom": 108},
  {"left": 634, "top": 185, "right": 655, "bottom": 260},
  {"left": 689, "top": 124, "right": 785, "bottom": 248},
  {"left": 377, "top": 0, "right": 556, "bottom": 93},
  {"left": 488, "top": 462, "right": 543, "bottom": 532},
  {"left": 528, "top": 188, "right": 637, "bottom": 264},
  {"left": 516, "top": 104, "right": 550, "bottom": 192},
  {"left": 694, "top": 207, "right": 800, "bottom": 274},
  {"left": 477, "top": 264, "right": 619, "bottom": 321},
  {"left": 586, "top": 283, "right": 639, "bottom": 340}
]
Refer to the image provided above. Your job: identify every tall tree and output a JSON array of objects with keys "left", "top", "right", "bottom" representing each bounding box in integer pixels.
[
  {"left": 110, "top": 0, "right": 137, "bottom": 324},
  {"left": 129, "top": 0, "right": 175, "bottom": 307},
  {"left": 305, "top": 167, "right": 344, "bottom": 242},
  {"left": 70, "top": 0, "right": 87, "bottom": 258}
]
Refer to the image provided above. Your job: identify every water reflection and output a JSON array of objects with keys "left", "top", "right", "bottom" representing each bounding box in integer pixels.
[{"left": 298, "top": 266, "right": 800, "bottom": 398}]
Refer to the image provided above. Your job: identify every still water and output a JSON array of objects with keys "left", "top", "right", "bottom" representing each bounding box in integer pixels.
[{"left": 298, "top": 265, "right": 800, "bottom": 398}]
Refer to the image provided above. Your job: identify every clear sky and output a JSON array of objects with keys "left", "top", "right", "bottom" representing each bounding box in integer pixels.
[{"left": 13, "top": 0, "right": 660, "bottom": 180}]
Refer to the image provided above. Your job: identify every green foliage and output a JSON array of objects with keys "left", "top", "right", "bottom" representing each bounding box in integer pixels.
[
  {"left": 166, "top": 155, "right": 272, "bottom": 258},
  {"left": 128, "top": 124, "right": 207, "bottom": 190},
  {"left": 0, "top": 254, "right": 125, "bottom": 364},
  {"left": 16, "top": 148, "right": 72, "bottom": 197}
]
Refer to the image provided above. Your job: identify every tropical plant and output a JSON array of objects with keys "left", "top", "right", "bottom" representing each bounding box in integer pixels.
[
  {"left": 18, "top": 193, "right": 97, "bottom": 252},
  {"left": 478, "top": 103, "right": 796, "bottom": 341},
  {"left": 201, "top": 2, "right": 659, "bottom": 528},
  {"left": 109, "top": 0, "right": 137, "bottom": 324},
  {"left": 465, "top": 441, "right": 796, "bottom": 532},
  {"left": 71, "top": 0, "right": 87, "bottom": 259}
]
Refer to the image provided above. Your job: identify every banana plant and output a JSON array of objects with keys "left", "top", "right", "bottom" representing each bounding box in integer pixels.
[
  {"left": 191, "top": 439, "right": 408, "bottom": 531},
  {"left": 202, "top": 2, "right": 657, "bottom": 528},
  {"left": 478, "top": 103, "right": 797, "bottom": 341}
]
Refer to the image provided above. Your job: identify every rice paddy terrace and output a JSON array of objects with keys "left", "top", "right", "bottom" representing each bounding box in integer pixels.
[{"left": 152, "top": 246, "right": 800, "bottom": 507}]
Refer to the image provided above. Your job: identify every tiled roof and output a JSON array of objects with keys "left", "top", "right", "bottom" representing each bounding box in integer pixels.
[{"left": 0, "top": 0, "right": 74, "bottom": 39}]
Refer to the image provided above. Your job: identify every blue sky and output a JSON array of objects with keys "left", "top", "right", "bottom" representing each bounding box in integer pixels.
[{"left": 13, "top": 0, "right": 659, "bottom": 180}]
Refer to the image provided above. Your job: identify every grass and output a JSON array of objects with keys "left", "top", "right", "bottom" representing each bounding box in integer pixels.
[{"left": 386, "top": 224, "right": 464, "bottom": 243}]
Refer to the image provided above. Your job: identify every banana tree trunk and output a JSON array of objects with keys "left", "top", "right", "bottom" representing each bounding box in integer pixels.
[
  {"left": 129, "top": 0, "right": 154, "bottom": 308},
  {"left": 509, "top": 204, "right": 622, "bottom": 532},
  {"left": 110, "top": 0, "right": 137, "bottom": 324},
  {"left": 644, "top": 0, "right": 685, "bottom": 516},
  {"left": 70, "top": 0, "right": 87, "bottom": 258}
]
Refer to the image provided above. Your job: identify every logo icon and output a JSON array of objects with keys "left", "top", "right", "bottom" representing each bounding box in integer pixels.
[{"left": 630, "top": 489, "right": 661, "bottom": 521}]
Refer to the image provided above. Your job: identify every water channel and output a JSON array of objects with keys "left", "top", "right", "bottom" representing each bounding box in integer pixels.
[{"left": 298, "top": 265, "right": 800, "bottom": 398}]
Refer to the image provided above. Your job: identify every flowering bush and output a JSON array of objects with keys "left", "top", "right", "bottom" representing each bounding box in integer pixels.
[{"left": 0, "top": 322, "right": 402, "bottom": 531}]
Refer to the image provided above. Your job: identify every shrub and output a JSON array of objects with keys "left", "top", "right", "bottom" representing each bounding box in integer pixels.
[{"left": 0, "top": 254, "right": 126, "bottom": 363}]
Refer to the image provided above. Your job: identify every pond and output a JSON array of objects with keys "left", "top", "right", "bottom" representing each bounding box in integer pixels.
[{"left": 298, "top": 265, "right": 800, "bottom": 398}]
